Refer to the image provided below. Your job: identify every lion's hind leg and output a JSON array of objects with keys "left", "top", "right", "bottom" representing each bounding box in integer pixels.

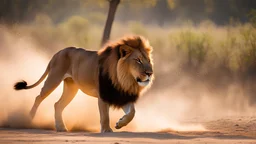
[
  {"left": 30, "top": 69, "right": 65, "bottom": 119},
  {"left": 54, "top": 78, "right": 78, "bottom": 132}
]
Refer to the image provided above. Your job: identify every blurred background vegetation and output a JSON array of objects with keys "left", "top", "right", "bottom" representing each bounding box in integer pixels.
[
  {"left": 1, "top": 0, "right": 256, "bottom": 25},
  {"left": 1, "top": 0, "right": 256, "bottom": 105}
]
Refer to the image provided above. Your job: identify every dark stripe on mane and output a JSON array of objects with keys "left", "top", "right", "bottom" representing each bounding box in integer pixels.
[{"left": 98, "top": 48, "right": 138, "bottom": 108}]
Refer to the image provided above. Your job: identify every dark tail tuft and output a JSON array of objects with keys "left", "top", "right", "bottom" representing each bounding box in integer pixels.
[{"left": 14, "top": 80, "right": 27, "bottom": 90}]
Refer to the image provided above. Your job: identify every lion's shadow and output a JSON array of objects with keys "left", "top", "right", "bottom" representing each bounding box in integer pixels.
[{"left": 0, "top": 128, "right": 254, "bottom": 140}]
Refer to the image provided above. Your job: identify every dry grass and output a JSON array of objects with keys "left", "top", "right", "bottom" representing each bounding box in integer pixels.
[
  {"left": 2, "top": 14, "right": 256, "bottom": 106},
  {"left": 5, "top": 15, "right": 256, "bottom": 84}
]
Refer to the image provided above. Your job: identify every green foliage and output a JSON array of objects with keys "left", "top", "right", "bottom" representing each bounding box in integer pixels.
[
  {"left": 238, "top": 24, "right": 256, "bottom": 75},
  {"left": 248, "top": 9, "right": 256, "bottom": 28},
  {"left": 122, "top": 0, "right": 157, "bottom": 8},
  {"left": 24, "top": 15, "right": 92, "bottom": 52},
  {"left": 199, "top": 20, "right": 216, "bottom": 28},
  {"left": 80, "top": 0, "right": 108, "bottom": 8},
  {"left": 128, "top": 21, "right": 148, "bottom": 36},
  {"left": 175, "top": 29, "right": 211, "bottom": 68},
  {"left": 1, "top": 0, "right": 255, "bottom": 25},
  {"left": 5, "top": 15, "right": 256, "bottom": 80},
  {"left": 217, "top": 29, "right": 238, "bottom": 72},
  {"left": 34, "top": 14, "right": 53, "bottom": 26},
  {"left": 58, "top": 16, "right": 89, "bottom": 47},
  {"left": 88, "top": 12, "right": 106, "bottom": 24},
  {"left": 167, "top": 0, "right": 176, "bottom": 9}
]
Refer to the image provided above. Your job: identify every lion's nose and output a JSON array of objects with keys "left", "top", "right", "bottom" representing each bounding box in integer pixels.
[{"left": 145, "top": 71, "right": 153, "bottom": 76}]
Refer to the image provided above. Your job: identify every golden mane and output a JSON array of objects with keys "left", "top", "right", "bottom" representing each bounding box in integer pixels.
[{"left": 98, "top": 35, "right": 153, "bottom": 95}]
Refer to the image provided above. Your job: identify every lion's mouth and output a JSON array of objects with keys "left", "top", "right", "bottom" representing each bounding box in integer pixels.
[{"left": 136, "top": 77, "right": 151, "bottom": 87}]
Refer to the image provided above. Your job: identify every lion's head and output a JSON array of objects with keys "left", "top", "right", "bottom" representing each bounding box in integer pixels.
[
  {"left": 116, "top": 36, "right": 153, "bottom": 90},
  {"left": 98, "top": 35, "right": 154, "bottom": 95}
]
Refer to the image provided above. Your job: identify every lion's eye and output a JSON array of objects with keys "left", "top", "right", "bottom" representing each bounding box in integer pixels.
[{"left": 135, "top": 58, "right": 142, "bottom": 64}]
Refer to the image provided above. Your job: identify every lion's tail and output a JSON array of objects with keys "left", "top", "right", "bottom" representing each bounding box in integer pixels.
[{"left": 14, "top": 64, "right": 50, "bottom": 90}]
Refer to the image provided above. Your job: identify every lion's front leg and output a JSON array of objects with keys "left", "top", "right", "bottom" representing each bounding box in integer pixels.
[
  {"left": 98, "top": 98, "right": 113, "bottom": 133},
  {"left": 115, "top": 103, "right": 135, "bottom": 129}
]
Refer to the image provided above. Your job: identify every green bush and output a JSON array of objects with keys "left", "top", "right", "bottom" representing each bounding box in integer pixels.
[
  {"left": 128, "top": 21, "right": 148, "bottom": 36},
  {"left": 237, "top": 24, "right": 256, "bottom": 76},
  {"left": 57, "top": 16, "right": 89, "bottom": 47},
  {"left": 175, "top": 29, "right": 211, "bottom": 69}
]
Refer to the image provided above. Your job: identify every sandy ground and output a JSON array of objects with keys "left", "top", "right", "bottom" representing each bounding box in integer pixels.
[{"left": 1, "top": 116, "right": 255, "bottom": 144}]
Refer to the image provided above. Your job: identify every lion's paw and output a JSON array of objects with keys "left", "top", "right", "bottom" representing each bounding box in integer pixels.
[
  {"left": 115, "top": 124, "right": 122, "bottom": 129},
  {"left": 115, "top": 118, "right": 125, "bottom": 129},
  {"left": 101, "top": 128, "right": 113, "bottom": 133},
  {"left": 55, "top": 123, "right": 68, "bottom": 132},
  {"left": 56, "top": 128, "right": 68, "bottom": 132}
]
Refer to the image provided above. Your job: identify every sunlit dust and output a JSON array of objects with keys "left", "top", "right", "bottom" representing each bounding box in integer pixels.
[{"left": 0, "top": 24, "right": 255, "bottom": 134}]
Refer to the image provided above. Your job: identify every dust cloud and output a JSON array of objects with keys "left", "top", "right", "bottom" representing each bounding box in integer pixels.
[
  {"left": 0, "top": 26, "right": 100, "bottom": 131},
  {"left": 0, "top": 25, "right": 255, "bottom": 133}
]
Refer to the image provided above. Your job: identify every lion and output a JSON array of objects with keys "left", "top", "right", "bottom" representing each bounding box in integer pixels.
[{"left": 14, "top": 35, "right": 154, "bottom": 133}]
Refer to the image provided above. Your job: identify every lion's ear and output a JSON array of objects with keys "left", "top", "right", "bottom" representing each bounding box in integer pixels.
[{"left": 119, "top": 45, "right": 133, "bottom": 57}]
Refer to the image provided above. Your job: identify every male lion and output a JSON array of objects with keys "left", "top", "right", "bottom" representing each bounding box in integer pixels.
[{"left": 14, "top": 35, "right": 154, "bottom": 133}]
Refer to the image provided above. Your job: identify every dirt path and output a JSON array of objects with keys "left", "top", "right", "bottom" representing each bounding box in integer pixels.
[
  {"left": 1, "top": 116, "right": 255, "bottom": 144},
  {"left": 0, "top": 128, "right": 255, "bottom": 144}
]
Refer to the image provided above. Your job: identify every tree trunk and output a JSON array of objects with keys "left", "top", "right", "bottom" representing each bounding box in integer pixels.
[{"left": 101, "top": 0, "right": 120, "bottom": 46}]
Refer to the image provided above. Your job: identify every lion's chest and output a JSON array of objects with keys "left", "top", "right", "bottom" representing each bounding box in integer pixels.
[{"left": 98, "top": 66, "right": 139, "bottom": 108}]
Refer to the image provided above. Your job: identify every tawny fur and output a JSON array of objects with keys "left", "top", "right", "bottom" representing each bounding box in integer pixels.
[{"left": 14, "top": 35, "right": 154, "bottom": 132}]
